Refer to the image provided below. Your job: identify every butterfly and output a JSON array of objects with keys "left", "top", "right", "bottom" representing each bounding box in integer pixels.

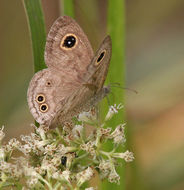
[{"left": 27, "top": 16, "right": 112, "bottom": 128}]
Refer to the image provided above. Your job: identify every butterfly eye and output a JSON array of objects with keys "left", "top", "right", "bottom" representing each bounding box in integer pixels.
[
  {"left": 61, "top": 34, "right": 77, "bottom": 49},
  {"left": 95, "top": 50, "right": 106, "bottom": 66},
  {"left": 40, "top": 104, "right": 49, "bottom": 113},
  {"left": 36, "top": 94, "right": 45, "bottom": 103}
]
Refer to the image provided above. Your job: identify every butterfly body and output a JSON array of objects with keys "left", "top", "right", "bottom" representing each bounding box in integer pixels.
[{"left": 27, "top": 16, "right": 112, "bottom": 128}]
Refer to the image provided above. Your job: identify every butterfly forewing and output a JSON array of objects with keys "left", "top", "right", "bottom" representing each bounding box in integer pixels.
[{"left": 45, "top": 16, "right": 94, "bottom": 75}]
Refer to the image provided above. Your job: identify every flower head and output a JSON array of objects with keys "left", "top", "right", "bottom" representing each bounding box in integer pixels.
[
  {"left": 105, "top": 104, "right": 124, "bottom": 121},
  {"left": 0, "top": 102, "right": 134, "bottom": 189}
]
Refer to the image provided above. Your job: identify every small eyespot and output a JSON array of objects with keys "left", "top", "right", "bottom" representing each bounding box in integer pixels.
[
  {"left": 36, "top": 94, "right": 45, "bottom": 103},
  {"left": 40, "top": 104, "right": 48, "bottom": 113},
  {"left": 46, "top": 81, "right": 52, "bottom": 87},
  {"left": 95, "top": 50, "right": 106, "bottom": 66},
  {"left": 60, "top": 34, "right": 77, "bottom": 50}
]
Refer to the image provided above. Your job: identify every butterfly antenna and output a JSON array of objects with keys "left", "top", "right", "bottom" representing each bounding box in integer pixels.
[
  {"left": 109, "top": 82, "right": 121, "bottom": 86},
  {"left": 109, "top": 83, "right": 138, "bottom": 94}
]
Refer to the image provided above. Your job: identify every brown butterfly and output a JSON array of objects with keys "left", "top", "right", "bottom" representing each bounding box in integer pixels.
[{"left": 27, "top": 16, "right": 112, "bottom": 128}]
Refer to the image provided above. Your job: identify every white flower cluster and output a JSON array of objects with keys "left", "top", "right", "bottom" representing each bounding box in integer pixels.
[{"left": 0, "top": 104, "right": 134, "bottom": 189}]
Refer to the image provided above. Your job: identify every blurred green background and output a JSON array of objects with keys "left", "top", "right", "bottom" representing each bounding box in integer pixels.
[{"left": 0, "top": 0, "right": 184, "bottom": 189}]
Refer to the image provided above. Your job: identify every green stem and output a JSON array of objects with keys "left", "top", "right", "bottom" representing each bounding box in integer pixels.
[
  {"left": 23, "top": 0, "right": 46, "bottom": 73},
  {"left": 39, "top": 175, "right": 53, "bottom": 190},
  {"left": 60, "top": 0, "right": 75, "bottom": 17},
  {"left": 53, "top": 181, "right": 61, "bottom": 190},
  {"left": 66, "top": 181, "right": 74, "bottom": 190},
  {"left": 95, "top": 130, "right": 101, "bottom": 148},
  {"left": 100, "top": 150, "right": 112, "bottom": 159},
  {"left": 73, "top": 152, "right": 89, "bottom": 163},
  {"left": 101, "top": 0, "right": 126, "bottom": 189}
]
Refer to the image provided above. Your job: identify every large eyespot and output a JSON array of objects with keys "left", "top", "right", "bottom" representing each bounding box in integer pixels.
[
  {"left": 95, "top": 50, "right": 106, "bottom": 66},
  {"left": 40, "top": 104, "right": 49, "bottom": 113},
  {"left": 60, "top": 34, "right": 77, "bottom": 50},
  {"left": 36, "top": 94, "right": 45, "bottom": 103}
]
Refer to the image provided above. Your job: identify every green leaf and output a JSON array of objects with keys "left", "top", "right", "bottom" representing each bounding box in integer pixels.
[
  {"left": 60, "top": 0, "right": 75, "bottom": 17},
  {"left": 23, "top": 0, "right": 46, "bottom": 73},
  {"left": 100, "top": 0, "right": 126, "bottom": 189}
]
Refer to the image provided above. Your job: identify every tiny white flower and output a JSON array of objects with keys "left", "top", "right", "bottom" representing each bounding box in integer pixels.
[
  {"left": 113, "top": 150, "right": 134, "bottom": 162},
  {"left": 80, "top": 141, "right": 95, "bottom": 156},
  {"left": 99, "top": 128, "right": 111, "bottom": 137},
  {"left": 56, "top": 144, "right": 68, "bottom": 155},
  {"left": 23, "top": 166, "right": 40, "bottom": 178},
  {"left": 78, "top": 111, "right": 97, "bottom": 124},
  {"left": 61, "top": 170, "right": 70, "bottom": 181},
  {"left": 53, "top": 170, "right": 70, "bottom": 182},
  {"left": 10, "top": 165, "right": 23, "bottom": 178},
  {"left": 99, "top": 160, "right": 111, "bottom": 171},
  {"left": 0, "top": 126, "right": 5, "bottom": 141},
  {"left": 27, "top": 176, "right": 39, "bottom": 188},
  {"left": 44, "top": 144, "right": 57, "bottom": 155},
  {"left": 31, "top": 132, "right": 41, "bottom": 141},
  {"left": 109, "top": 124, "right": 126, "bottom": 144},
  {"left": 51, "top": 156, "right": 61, "bottom": 167},
  {"left": 108, "top": 167, "right": 120, "bottom": 184},
  {"left": 35, "top": 139, "right": 50, "bottom": 151},
  {"left": 98, "top": 160, "right": 112, "bottom": 179},
  {"left": 8, "top": 138, "right": 21, "bottom": 149},
  {"left": 77, "top": 167, "right": 94, "bottom": 186},
  {"left": 19, "top": 144, "right": 32, "bottom": 154},
  {"left": 36, "top": 125, "right": 46, "bottom": 140},
  {"left": 20, "top": 135, "right": 32, "bottom": 143},
  {"left": 0, "top": 161, "right": 10, "bottom": 172},
  {"left": 53, "top": 171, "right": 60, "bottom": 179},
  {"left": 34, "top": 166, "right": 45, "bottom": 176},
  {"left": 72, "top": 125, "right": 83, "bottom": 139},
  {"left": 105, "top": 104, "right": 124, "bottom": 121},
  {"left": 63, "top": 122, "right": 73, "bottom": 134},
  {"left": 0, "top": 148, "right": 5, "bottom": 160},
  {"left": 41, "top": 158, "right": 57, "bottom": 174}
]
